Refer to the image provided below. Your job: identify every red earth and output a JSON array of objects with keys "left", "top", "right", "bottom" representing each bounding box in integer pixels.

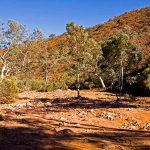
[{"left": 0, "top": 90, "right": 150, "bottom": 150}]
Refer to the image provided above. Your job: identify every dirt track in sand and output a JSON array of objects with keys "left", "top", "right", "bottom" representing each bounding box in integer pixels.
[{"left": 0, "top": 90, "right": 150, "bottom": 150}]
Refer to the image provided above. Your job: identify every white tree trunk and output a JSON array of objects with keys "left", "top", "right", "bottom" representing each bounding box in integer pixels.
[
  {"left": 77, "top": 73, "right": 80, "bottom": 98},
  {"left": 1, "top": 64, "right": 6, "bottom": 79},
  {"left": 99, "top": 76, "right": 106, "bottom": 89},
  {"left": 45, "top": 71, "right": 48, "bottom": 83},
  {"left": 121, "top": 66, "right": 124, "bottom": 90}
]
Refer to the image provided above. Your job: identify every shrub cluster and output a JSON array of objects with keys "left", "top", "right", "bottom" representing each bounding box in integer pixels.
[
  {"left": 126, "top": 64, "right": 150, "bottom": 96},
  {"left": 0, "top": 78, "right": 19, "bottom": 104},
  {"left": 137, "top": 65, "right": 150, "bottom": 95}
]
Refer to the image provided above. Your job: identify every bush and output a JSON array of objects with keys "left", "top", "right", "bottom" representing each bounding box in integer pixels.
[
  {"left": 125, "top": 64, "right": 150, "bottom": 96},
  {"left": 84, "top": 81, "right": 96, "bottom": 89},
  {"left": 53, "top": 81, "right": 68, "bottom": 90},
  {"left": 49, "top": 73, "right": 76, "bottom": 91},
  {"left": 137, "top": 65, "right": 150, "bottom": 96},
  {"left": 30, "top": 79, "right": 47, "bottom": 92},
  {"left": 17, "top": 79, "right": 31, "bottom": 92},
  {"left": 143, "top": 74, "right": 150, "bottom": 95},
  {"left": 0, "top": 78, "right": 19, "bottom": 104}
]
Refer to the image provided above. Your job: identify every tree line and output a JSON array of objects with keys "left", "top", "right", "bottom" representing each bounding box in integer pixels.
[{"left": 0, "top": 20, "right": 149, "bottom": 102}]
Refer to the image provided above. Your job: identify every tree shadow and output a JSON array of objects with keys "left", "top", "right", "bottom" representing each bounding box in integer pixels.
[
  {"left": 1, "top": 123, "right": 149, "bottom": 150},
  {"left": 0, "top": 126, "right": 75, "bottom": 150},
  {"left": 77, "top": 130, "right": 150, "bottom": 150},
  {"left": 50, "top": 96, "right": 139, "bottom": 109},
  {"left": 1, "top": 110, "right": 150, "bottom": 150},
  {"left": 1, "top": 93, "right": 149, "bottom": 149}
]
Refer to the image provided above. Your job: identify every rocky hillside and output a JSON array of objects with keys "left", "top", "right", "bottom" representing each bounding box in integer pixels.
[
  {"left": 88, "top": 7, "right": 150, "bottom": 58},
  {"left": 49, "top": 7, "right": 150, "bottom": 59}
]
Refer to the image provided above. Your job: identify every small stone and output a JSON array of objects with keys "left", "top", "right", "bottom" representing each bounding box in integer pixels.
[
  {"left": 16, "top": 104, "right": 23, "bottom": 108},
  {"left": 80, "top": 118, "right": 85, "bottom": 121},
  {"left": 60, "top": 117, "right": 65, "bottom": 121},
  {"left": 45, "top": 102, "right": 52, "bottom": 106},
  {"left": 127, "top": 108, "right": 132, "bottom": 111},
  {"left": 78, "top": 111, "right": 87, "bottom": 117},
  {"left": 91, "top": 109, "right": 94, "bottom": 112}
]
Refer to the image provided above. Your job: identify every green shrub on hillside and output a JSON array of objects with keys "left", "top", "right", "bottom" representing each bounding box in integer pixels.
[
  {"left": 30, "top": 79, "right": 47, "bottom": 92},
  {"left": 137, "top": 65, "right": 150, "bottom": 95},
  {"left": 17, "top": 79, "right": 31, "bottom": 92},
  {"left": 144, "top": 74, "right": 150, "bottom": 90},
  {"left": 126, "top": 64, "right": 150, "bottom": 96},
  {"left": 143, "top": 69, "right": 150, "bottom": 95},
  {"left": 49, "top": 73, "right": 76, "bottom": 91},
  {"left": 52, "top": 81, "right": 68, "bottom": 90},
  {"left": 0, "top": 78, "right": 19, "bottom": 104}
]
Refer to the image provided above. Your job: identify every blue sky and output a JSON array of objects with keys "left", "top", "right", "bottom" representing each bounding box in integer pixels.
[{"left": 0, "top": 0, "right": 150, "bottom": 37}]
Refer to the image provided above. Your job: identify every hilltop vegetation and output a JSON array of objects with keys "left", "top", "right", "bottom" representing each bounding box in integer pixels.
[
  {"left": 0, "top": 7, "right": 150, "bottom": 103},
  {"left": 88, "top": 7, "right": 150, "bottom": 57}
]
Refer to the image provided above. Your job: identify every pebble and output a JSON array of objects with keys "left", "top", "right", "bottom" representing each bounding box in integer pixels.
[
  {"left": 45, "top": 102, "right": 52, "bottom": 106},
  {"left": 60, "top": 117, "right": 65, "bottom": 121},
  {"left": 80, "top": 118, "right": 86, "bottom": 121},
  {"left": 78, "top": 111, "right": 88, "bottom": 117},
  {"left": 127, "top": 108, "right": 133, "bottom": 111}
]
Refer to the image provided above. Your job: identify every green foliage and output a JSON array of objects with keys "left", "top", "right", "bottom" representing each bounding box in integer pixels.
[
  {"left": 17, "top": 79, "right": 31, "bottom": 92},
  {"left": 18, "top": 78, "right": 50, "bottom": 92},
  {"left": 49, "top": 73, "right": 76, "bottom": 91},
  {"left": 126, "top": 76, "right": 137, "bottom": 85},
  {"left": 28, "top": 75, "right": 74, "bottom": 92},
  {"left": 137, "top": 65, "right": 150, "bottom": 95},
  {"left": 84, "top": 81, "right": 96, "bottom": 89},
  {"left": 125, "top": 64, "right": 150, "bottom": 96},
  {"left": 66, "top": 22, "right": 103, "bottom": 96},
  {"left": 0, "top": 19, "right": 148, "bottom": 97},
  {"left": 102, "top": 33, "right": 142, "bottom": 71},
  {"left": 30, "top": 79, "right": 47, "bottom": 92},
  {"left": 144, "top": 74, "right": 150, "bottom": 90},
  {"left": 0, "top": 78, "right": 19, "bottom": 104},
  {"left": 52, "top": 81, "right": 68, "bottom": 90},
  {"left": 66, "top": 22, "right": 103, "bottom": 75},
  {"left": 101, "top": 32, "right": 143, "bottom": 86}
]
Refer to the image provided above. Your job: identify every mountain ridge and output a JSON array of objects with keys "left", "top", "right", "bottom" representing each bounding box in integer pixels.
[{"left": 48, "top": 7, "right": 150, "bottom": 60}]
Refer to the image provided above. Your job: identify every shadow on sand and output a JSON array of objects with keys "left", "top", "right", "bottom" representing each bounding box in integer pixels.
[
  {"left": 0, "top": 121, "right": 150, "bottom": 150},
  {"left": 0, "top": 96, "right": 150, "bottom": 150}
]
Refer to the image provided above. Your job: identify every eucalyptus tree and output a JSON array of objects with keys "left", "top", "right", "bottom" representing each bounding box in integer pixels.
[
  {"left": 10, "top": 28, "right": 44, "bottom": 80},
  {"left": 102, "top": 32, "right": 143, "bottom": 100},
  {"left": 37, "top": 41, "right": 57, "bottom": 83},
  {"left": 66, "top": 22, "right": 103, "bottom": 97},
  {"left": 0, "top": 20, "right": 28, "bottom": 79}
]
